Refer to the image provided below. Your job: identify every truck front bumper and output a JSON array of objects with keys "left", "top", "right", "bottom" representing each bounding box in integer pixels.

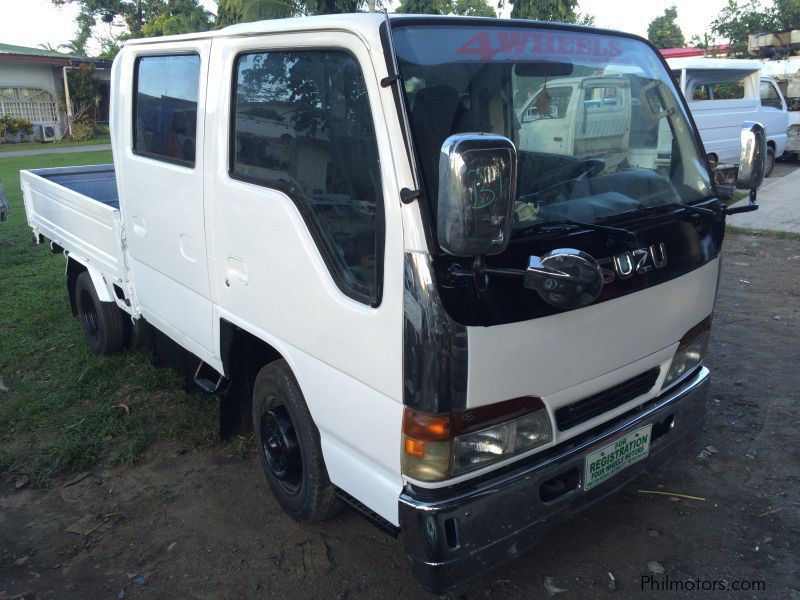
[{"left": 398, "top": 366, "right": 709, "bottom": 593}]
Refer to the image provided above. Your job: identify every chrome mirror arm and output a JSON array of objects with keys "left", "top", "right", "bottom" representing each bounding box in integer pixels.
[{"left": 445, "top": 249, "right": 604, "bottom": 311}]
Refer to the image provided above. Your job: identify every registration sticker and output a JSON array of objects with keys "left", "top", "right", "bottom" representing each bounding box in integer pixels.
[{"left": 584, "top": 424, "right": 652, "bottom": 491}]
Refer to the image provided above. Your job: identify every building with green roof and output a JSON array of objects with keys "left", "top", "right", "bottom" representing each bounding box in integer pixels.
[{"left": 0, "top": 43, "right": 111, "bottom": 141}]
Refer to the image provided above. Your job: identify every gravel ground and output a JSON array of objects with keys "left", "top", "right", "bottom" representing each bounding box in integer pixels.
[{"left": 1, "top": 233, "right": 798, "bottom": 600}]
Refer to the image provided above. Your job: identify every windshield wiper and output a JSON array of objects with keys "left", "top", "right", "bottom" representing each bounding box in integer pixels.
[
  {"left": 621, "top": 202, "right": 717, "bottom": 220},
  {"left": 514, "top": 218, "right": 639, "bottom": 245}
]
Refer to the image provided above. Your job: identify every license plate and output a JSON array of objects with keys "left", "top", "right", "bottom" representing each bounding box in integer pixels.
[{"left": 584, "top": 423, "right": 653, "bottom": 491}]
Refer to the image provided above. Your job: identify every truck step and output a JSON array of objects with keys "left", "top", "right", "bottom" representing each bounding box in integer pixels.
[
  {"left": 194, "top": 361, "right": 226, "bottom": 393},
  {"left": 334, "top": 489, "right": 399, "bottom": 538}
]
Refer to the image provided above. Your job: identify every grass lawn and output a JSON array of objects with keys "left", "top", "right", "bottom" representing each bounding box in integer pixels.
[
  {"left": 0, "top": 135, "right": 111, "bottom": 154},
  {"left": 0, "top": 151, "right": 217, "bottom": 485}
]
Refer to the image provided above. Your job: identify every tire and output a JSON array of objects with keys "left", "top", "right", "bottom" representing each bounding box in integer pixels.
[
  {"left": 74, "top": 271, "right": 125, "bottom": 355},
  {"left": 252, "top": 360, "right": 339, "bottom": 522},
  {"left": 765, "top": 146, "right": 776, "bottom": 178}
]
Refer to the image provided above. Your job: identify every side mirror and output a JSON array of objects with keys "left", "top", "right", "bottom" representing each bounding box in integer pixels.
[
  {"left": 437, "top": 134, "right": 517, "bottom": 257},
  {"left": 736, "top": 121, "right": 766, "bottom": 191}
]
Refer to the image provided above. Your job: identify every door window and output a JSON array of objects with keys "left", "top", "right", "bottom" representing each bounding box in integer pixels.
[
  {"left": 231, "top": 50, "right": 383, "bottom": 304},
  {"left": 760, "top": 80, "right": 783, "bottom": 109},
  {"left": 133, "top": 54, "right": 200, "bottom": 166}
]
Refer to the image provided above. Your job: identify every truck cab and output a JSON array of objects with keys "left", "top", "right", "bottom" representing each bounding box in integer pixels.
[
  {"left": 20, "top": 15, "right": 767, "bottom": 592},
  {"left": 518, "top": 75, "right": 632, "bottom": 171}
]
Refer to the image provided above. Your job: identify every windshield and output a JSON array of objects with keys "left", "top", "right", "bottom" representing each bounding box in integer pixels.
[{"left": 392, "top": 23, "right": 713, "bottom": 231}]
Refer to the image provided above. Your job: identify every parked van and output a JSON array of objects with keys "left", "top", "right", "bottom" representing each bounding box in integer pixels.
[
  {"left": 668, "top": 57, "right": 787, "bottom": 176},
  {"left": 20, "top": 16, "right": 765, "bottom": 592}
]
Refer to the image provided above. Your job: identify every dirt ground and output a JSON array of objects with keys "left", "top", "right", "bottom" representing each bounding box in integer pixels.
[{"left": 1, "top": 232, "right": 798, "bottom": 600}]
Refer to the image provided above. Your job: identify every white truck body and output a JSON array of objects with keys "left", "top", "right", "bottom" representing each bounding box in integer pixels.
[
  {"left": 517, "top": 75, "right": 631, "bottom": 170},
  {"left": 760, "top": 57, "right": 800, "bottom": 157},
  {"left": 21, "top": 15, "right": 742, "bottom": 591},
  {"left": 668, "top": 57, "right": 788, "bottom": 166}
]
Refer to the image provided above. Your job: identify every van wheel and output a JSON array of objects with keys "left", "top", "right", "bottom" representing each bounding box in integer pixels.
[
  {"left": 765, "top": 146, "right": 776, "bottom": 177},
  {"left": 252, "top": 360, "right": 339, "bottom": 522},
  {"left": 74, "top": 271, "right": 125, "bottom": 355}
]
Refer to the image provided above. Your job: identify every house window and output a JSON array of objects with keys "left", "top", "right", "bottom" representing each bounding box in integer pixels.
[{"left": 0, "top": 87, "right": 58, "bottom": 122}]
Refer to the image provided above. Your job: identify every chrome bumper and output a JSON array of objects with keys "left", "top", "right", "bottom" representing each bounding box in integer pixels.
[{"left": 398, "top": 367, "right": 710, "bottom": 593}]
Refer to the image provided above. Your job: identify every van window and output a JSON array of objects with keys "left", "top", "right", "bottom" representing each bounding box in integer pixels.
[
  {"left": 760, "top": 80, "right": 783, "bottom": 109},
  {"left": 693, "top": 80, "right": 745, "bottom": 101},
  {"left": 133, "top": 54, "right": 200, "bottom": 166},
  {"left": 712, "top": 81, "right": 745, "bottom": 99},
  {"left": 692, "top": 84, "right": 710, "bottom": 100},
  {"left": 231, "top": 50, "right": 382, "bottom": 304}
]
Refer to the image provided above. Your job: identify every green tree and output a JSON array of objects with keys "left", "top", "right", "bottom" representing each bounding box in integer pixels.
[
  {"left": 710, "top": 0, "right": 773, "bottom": 55},
  {"left": 395, "top": 0, "right": 494, "bottom": 16},
  {"left": 216, "top": 0, "right": 304, "bottom": 23},
  {"left": 453, "top": 0, "right": 495, "bottom": 17},
  {"left": 396, "top": 0, "right": 448, "bottom": 13},
  {"left": 647, "top": 6, "right": 685, "bottom": 49},
  {"left": 510, "top": 0, "right": 576, "bottom": 22},
  {"left": 769, "top": 0, "right": 800, "bottom": 32},
  {"left": 216, "top": 0, "right": 378, "bottom": 23},
  {"left": 52, "top": 0, "right": 214, "bottom": 56},
  {"left": 60, "top": 11, "right": 95, "bottom": 56},
  {"left": 142, "top": 0, "right": 216, "bottom": 35}
]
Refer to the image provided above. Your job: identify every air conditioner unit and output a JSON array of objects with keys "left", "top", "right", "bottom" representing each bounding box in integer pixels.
[{"left": 41, "top": 123, "right": 58, "bottom": 141}]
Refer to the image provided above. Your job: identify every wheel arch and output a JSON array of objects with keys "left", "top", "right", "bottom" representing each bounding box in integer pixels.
[
  {"left": 218, "top": 318, "right": 286, "bottom": 438},
  {"left": 66, "top": 257, "right": 115, "bottom": 316},
  {"left": 66, "top": 255, "right": 113, "bottom": 316}
]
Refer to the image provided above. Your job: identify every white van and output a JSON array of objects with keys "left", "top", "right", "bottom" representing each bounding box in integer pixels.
[{"left": 668, "top": 57, "right": 787, "bottom": 175}]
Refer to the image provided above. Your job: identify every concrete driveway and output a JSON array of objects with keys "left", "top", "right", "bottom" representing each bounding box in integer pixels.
[{"left": 729, "top": 165, "right": 800, "bottom": 234}]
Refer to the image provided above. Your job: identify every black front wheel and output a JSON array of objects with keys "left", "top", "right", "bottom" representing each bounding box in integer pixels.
[
  {"left": 252, "top": 360, "right": 339, "bottom": 522},
  {"left": 74, "top": 271, "right": 125, "bottom": 355}
]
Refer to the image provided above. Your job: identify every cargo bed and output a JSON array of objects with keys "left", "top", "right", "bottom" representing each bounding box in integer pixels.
[{"left": 20, "top": 164, "right": 125, "bottom": 282}]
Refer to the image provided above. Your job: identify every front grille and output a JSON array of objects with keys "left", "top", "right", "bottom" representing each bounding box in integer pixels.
[{"left": 555, "top": 368, "right": 660, "bottom": 431}]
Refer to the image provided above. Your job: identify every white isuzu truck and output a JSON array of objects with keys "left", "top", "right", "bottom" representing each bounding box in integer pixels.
[{"left": 20, "top": 15, "right": 764, "bottom": 592}]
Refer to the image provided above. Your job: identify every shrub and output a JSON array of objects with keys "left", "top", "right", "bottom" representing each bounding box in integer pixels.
[
  {"left": 17, "top": 118, "right": 34, "bottom": 136},
  {"left": 0, "top": 116, "right": 35, "bottom": 142},
  {"left": 71, "top": 121, "right": 95, "bottom": 141},
  {"left": 1, "top": 115, "right": 19, "bottom": 136}
]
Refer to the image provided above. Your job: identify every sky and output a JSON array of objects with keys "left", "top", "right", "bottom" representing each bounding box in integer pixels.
[{"left": 0, "top": 0, "right": 740, "bottom": 56}]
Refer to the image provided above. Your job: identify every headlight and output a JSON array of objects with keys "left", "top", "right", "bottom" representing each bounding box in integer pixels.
[
  {"left": 402, "top": 399, "right": 553, "bottom": 482},
  {"left": 453, "top": 410, "right": 551, "bottom": 475},
  {"left": 664, "top": 317, "right": 712, "bottom": 388}
]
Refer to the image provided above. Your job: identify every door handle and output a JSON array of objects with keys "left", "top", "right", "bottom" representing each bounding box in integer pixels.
[
  {"left": 132, "top": 215, "right": 146, "bottom": 238},
  {"left": 225, "top": 256, "right": 248, "bottom": 287}
]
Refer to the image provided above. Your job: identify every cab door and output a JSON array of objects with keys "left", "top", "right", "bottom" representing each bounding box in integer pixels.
[
  {"left": 759, "top": 77, "right": 788, "bottom": 155},
  {"left": 203, "top": 31, "right": 405, "bottom": 522},
  {"left": 113, "top": 40, "right": 217, "bottom": 367}
]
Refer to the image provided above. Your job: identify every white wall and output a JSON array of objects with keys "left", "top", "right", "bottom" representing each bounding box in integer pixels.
[
  {"left": 0, "top": 61, "right": 66, "bottom": 136},
  {"left": 0, "top": 62, "right": 61, "bottom": 97}
]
